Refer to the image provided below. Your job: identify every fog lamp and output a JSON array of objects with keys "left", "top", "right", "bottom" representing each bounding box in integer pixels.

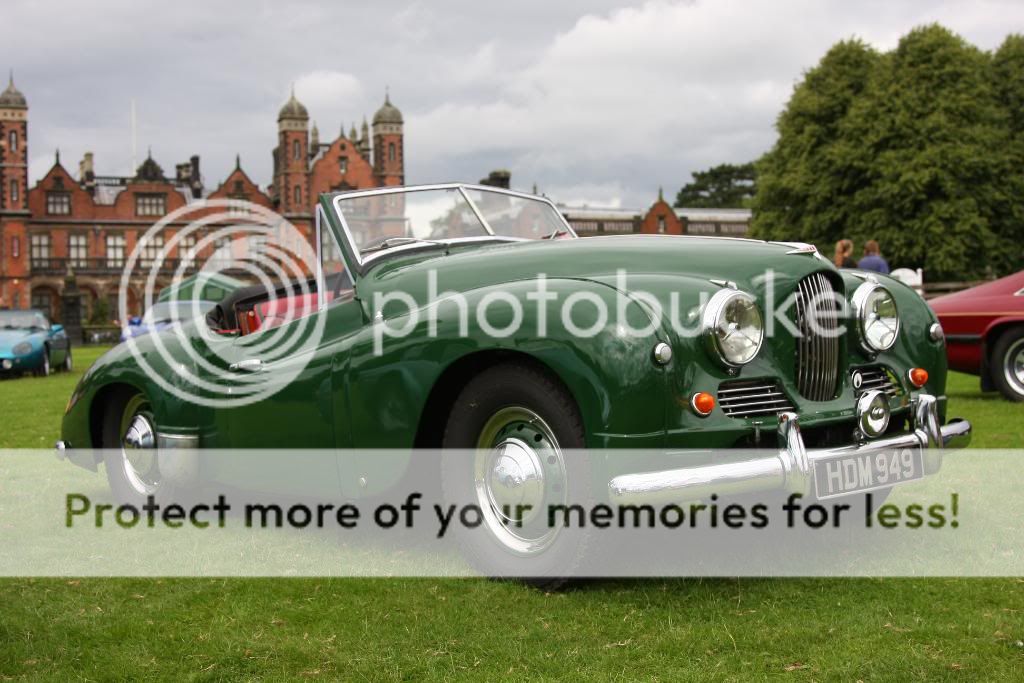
[{"left": 856, "top": 389, "right": 890, "bottom": 439}]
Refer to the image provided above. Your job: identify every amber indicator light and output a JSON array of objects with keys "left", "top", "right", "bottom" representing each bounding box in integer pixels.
[{"left": 691, "top": 392, "right": 716, "bottom": 416}]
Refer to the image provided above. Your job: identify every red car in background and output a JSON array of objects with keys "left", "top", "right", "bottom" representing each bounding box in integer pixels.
[{"left": 929, "top": 271, "right": 1024, "bottom": 401}]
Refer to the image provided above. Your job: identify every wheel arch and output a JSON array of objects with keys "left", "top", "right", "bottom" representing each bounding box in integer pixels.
[
  {"left": 88, "top": 382, "right": 147, "bottom": 449},
  {"left": 413, "top": 349, "right": 581, "bottom": 448}
]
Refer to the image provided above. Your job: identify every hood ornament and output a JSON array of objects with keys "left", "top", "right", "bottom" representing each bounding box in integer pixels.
[{"left": 775, "top": 242, "right": 819, "bottom": 256}]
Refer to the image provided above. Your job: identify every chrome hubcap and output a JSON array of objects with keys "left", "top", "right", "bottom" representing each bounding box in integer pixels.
[
  {"left": 475, "top": 407, "right": 565, "bottom": 555},
  {"left": 121, "top": 400, "right": 160, "bottom": 495},
  {"left": 1006, "top": 340, "right": 1024, "bottom": 395},
  {"left": 487, "top": 438, "right": 545, "bottom": 527}
]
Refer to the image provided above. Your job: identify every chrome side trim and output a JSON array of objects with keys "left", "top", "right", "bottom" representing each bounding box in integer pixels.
[
  {"left": 156, "top": 433, "right": 199, "bottom": 449},
  {"left": 608, "top": 394, "right": 970, "bottom": 505},
  {"left": 155, "top": 432, "right": 200, "bottom": 487}
]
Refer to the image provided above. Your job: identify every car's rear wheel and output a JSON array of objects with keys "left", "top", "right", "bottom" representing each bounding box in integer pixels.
[
  {"left": 991, "top": 327, "right": 1024, "bottom": 401},
  {"left": 102, "top": 392, "right": 167, "bottom": 505},
  {"left": 62, "top": 348, "right": 73, "bottom": 372},
  {"left": 441, "top": 362, "right": 591, "bottom": 589}
]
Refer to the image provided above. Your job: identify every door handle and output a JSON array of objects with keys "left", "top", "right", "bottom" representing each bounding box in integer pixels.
[{"left": 229, "top": 359, "right": 264, "bottom": 373}]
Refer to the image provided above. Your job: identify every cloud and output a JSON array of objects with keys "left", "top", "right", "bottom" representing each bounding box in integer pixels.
[
  {"left": 407, "top": 0, "right": 1024, "bottom": 207},
  {"left": 294, "top": 71, "right": 366, "bottom": 132},
  {"left": 6, "top": 0, "right": 1024, "bottom": 209}
]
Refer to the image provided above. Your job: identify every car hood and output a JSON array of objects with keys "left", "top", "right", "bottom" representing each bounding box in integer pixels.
[
  {"left": 364, "top": 235, "right": 836, "bottom": 301},
  {"left": 0, "top": 329, "right": 37, "bottom": 352}
]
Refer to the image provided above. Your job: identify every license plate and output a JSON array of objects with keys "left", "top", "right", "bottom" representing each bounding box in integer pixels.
[{"left": 813, "top": 448, "right": 924, "bottom": 499}]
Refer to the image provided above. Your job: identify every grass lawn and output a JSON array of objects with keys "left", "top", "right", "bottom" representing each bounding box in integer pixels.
[{"left": 1, "top": 348, "right": 1022, "bottom": 680}]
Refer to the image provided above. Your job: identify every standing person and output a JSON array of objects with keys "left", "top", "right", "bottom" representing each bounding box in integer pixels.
[
  {"left": 858, "top": 239, "right": 890, "bottom": 274},
  {"left": 833, "top": 239, "right": 856, "bottom": 268}
]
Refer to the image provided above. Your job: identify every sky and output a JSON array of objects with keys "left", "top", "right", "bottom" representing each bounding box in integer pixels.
[{"left": 3, "top": 0, "right": 1023, "bottom": 209}]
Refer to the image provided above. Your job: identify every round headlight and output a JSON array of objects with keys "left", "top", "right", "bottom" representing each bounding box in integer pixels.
[
  {"left": 852, "top": 282, "right": 899, "bottom": 352},
  {"left": 12, "top": 342, "right": 32, "bottom": 356},
  {"left": 702, "top": 289, "right": 763, "bottom": 367}
]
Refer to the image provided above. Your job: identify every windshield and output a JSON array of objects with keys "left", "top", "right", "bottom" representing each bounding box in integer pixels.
[
  {"left": 333, "top": 185, "right": 575, "bottom": 262},
  {"left": 141, "top": 300, "right": 215, "bottom": 324},
  {"left": 0, "top": 311, "right": 48, "bottom": 330},
  {"left": 461, "top": 188, "right": 569, "bottom": 240}
]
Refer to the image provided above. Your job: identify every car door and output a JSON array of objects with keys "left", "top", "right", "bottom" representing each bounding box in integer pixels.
[{"left": 207, "top": 213, "right": 367, "bottom": 497}]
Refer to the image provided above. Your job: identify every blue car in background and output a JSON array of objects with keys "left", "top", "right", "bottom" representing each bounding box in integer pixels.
[
  {"left": 121, "top": 300, "right": 217, "bottom": 342},
  {"left": 0, "top": 309, "right": 72, "bottom": 377}
]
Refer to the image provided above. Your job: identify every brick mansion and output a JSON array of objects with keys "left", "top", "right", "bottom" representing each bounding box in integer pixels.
[
  {"left": 0, "top": 75, "right": 404, "bottom": 319},
  {"left": 0, "top": 73, "right": 752, "bottom": 323}
]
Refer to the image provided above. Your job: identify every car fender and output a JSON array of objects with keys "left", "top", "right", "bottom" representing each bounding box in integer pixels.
[
  {"left": 340, "top": 277, "right": 671, "bottom": 450},
  {"left": 61, "top": 333, "right": 206, "bottom": 452}
]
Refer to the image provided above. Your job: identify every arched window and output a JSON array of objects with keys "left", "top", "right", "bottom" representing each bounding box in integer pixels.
[
  {"left": 293, "top": 140, "right": 301, "bottom": 160},
  {"left": 10, "top": 180, "right": 18, "bottom": 204},
  {"left": 8, "top": 131, "right": 17, "bottom": 153},
  {"left": 294, "top": 185, "right": 302, "bottom": 206},
  {"left": 388, "top": 142, "right": 396, "bottom": 162}
]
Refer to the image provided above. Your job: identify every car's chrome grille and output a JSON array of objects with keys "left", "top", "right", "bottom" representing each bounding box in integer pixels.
[
  {"left": 718, "top": 379, "right": 795, "bottom": 418},
  {"left": 852, "top": 365, "right": 901, "bottom": 398},
  {"left": 794, "top": 272, "right": 841, "bottom": 401}
]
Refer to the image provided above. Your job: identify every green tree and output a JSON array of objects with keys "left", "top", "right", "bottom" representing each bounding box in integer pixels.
[
  {"left": 840, "top": 25, "right": 1016, "bottom": 279},
  {"left": 88, "top": 297, "right": 110, "bottom": 325},
  {"left": 991, "top": 34, "right": 1024, "bottom": 273},
  {"left": 674, "top": 163, "right": 757, "bottom": 208},
  {"left": 753, "top": 26, "right": 1023, "bottom": 280},
  {"left": 992, "top": 35, "right": 1024, "bottom": 133},
  {"left": 751, "top": 39, "right": 879, "bottom": 248}
]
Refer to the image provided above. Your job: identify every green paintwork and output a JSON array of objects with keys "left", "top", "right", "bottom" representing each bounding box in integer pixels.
[{"left": 60, "top": 192, "right": 950, "bottom": 494}]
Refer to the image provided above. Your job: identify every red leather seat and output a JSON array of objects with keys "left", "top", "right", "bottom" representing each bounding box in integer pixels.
[{"left": 250, "top": 291, "right": 335, "bottom": 332}]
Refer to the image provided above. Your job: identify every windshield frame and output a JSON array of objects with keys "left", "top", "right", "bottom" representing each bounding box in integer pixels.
[{"left": 329, "top": 183, "right": 577, "bottom": 275}]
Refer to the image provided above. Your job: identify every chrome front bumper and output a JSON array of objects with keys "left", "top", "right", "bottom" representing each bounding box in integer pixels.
[{"left": 609, "top": 394, "right": 971, "bottom": 505}]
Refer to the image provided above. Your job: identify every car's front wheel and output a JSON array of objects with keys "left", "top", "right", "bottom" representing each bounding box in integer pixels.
[
  {"left": 62, "top": 348, "right": 73, "bottom": 373},
  {"left": 441, "top": 362, "right": 591, "bottom": 588},
  {"left": 35, "top": 348, "right": 50, "bottom": 377},
  {"left": 991, "top": 327, "right": 1024, "bottom": 402},
  {"left": 102, "top": 391, "right": 167, "bottom": 505}
]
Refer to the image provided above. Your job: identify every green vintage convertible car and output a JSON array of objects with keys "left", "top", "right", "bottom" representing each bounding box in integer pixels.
[{"left": 57, "top": 183, "right": 971, "bottom": 575}]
